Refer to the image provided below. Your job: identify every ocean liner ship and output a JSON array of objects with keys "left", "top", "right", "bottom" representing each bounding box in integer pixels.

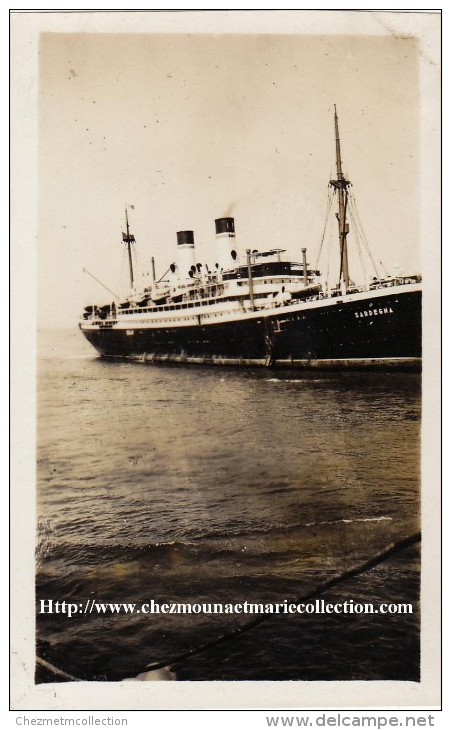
[{"left": 80, "top": 108, "right": 422, "bottom": 370}]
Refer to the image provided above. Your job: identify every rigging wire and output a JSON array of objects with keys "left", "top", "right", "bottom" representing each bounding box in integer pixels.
[
  {"left": 324, "top": 206, "right": 335, "bottom": 292},
  {"left": 348, "top": 207, "right": 368, "bottom": 285},
  {"left": 314, "top": 187, "right": 334, "bottom": 271},
  {"left": 132, "top": 244, "right": 139, "bottom": 287},
  {"left": 348, "top": 193, "right": 387, "bottom": 279},
  {"left": 35, "top": 530, "right": 420, "bottom": 682},
  {"left": 118, "top": 245, "right": 127, "bottom": 299}
]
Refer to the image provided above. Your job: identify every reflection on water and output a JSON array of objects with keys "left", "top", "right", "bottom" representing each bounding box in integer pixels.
[{"left": 36, "top": 329, "right": 421, "bottom": 682}]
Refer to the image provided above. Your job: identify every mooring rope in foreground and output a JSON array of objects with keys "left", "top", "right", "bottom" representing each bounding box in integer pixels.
[
  {"left": 35, "top": 656, "right": 81, "bottom": 682},
  {"left": 143, "top": 530, "right": 421, "bottom": 673},
  {"left": 35, "top": 530, "right": 420, "bottom": 682}
]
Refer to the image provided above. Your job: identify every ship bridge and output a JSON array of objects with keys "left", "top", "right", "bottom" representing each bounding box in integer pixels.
[{"left": 222, "top": 260, "right": 320, "bottom": 281}]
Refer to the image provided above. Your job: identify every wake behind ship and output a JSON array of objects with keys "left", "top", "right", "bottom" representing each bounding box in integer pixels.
[{"left": 80, "top": 108, "right": 422, "bottom": 370}]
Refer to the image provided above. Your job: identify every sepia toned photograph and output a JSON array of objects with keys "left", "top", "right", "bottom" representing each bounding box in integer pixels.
[{"left": 11, "top": 9, "right": 440, "bottom": 710}]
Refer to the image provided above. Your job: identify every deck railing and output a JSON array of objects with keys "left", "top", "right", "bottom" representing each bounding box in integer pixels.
[{"left": 80, "top": 276, "right": 421, "bottom": 325}]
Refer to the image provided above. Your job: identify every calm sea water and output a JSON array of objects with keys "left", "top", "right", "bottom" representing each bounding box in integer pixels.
[{"left": 36, "top": 328, "right": 421, "bottom": 682}]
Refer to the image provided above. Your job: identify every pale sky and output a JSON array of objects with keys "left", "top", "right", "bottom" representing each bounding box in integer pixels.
[{"left": 38, "top": 28, "right": 421, "bottom": 327}]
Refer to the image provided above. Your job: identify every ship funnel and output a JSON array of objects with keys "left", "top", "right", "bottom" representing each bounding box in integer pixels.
[
  {"left": 176, "top": 230, "right": 196, "bottom": 280},
  {"left": 215, "top": 217, "right": 237, "bottom": 272}
]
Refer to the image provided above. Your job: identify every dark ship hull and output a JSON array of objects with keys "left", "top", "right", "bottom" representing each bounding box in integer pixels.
[
  {"left": 82, "top": 287, "right": 421, "bottom": 370},
  {"left": 80, "top": 108, "right": 422, "bottom": 369}
]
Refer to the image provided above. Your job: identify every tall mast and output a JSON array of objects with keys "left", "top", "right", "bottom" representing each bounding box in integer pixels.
[
  {"left": 329, "top": 105, "right": 350, "bottom": 291},
  {"left": 122, "top": 207, "right": 135, "bottom": 290}
]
